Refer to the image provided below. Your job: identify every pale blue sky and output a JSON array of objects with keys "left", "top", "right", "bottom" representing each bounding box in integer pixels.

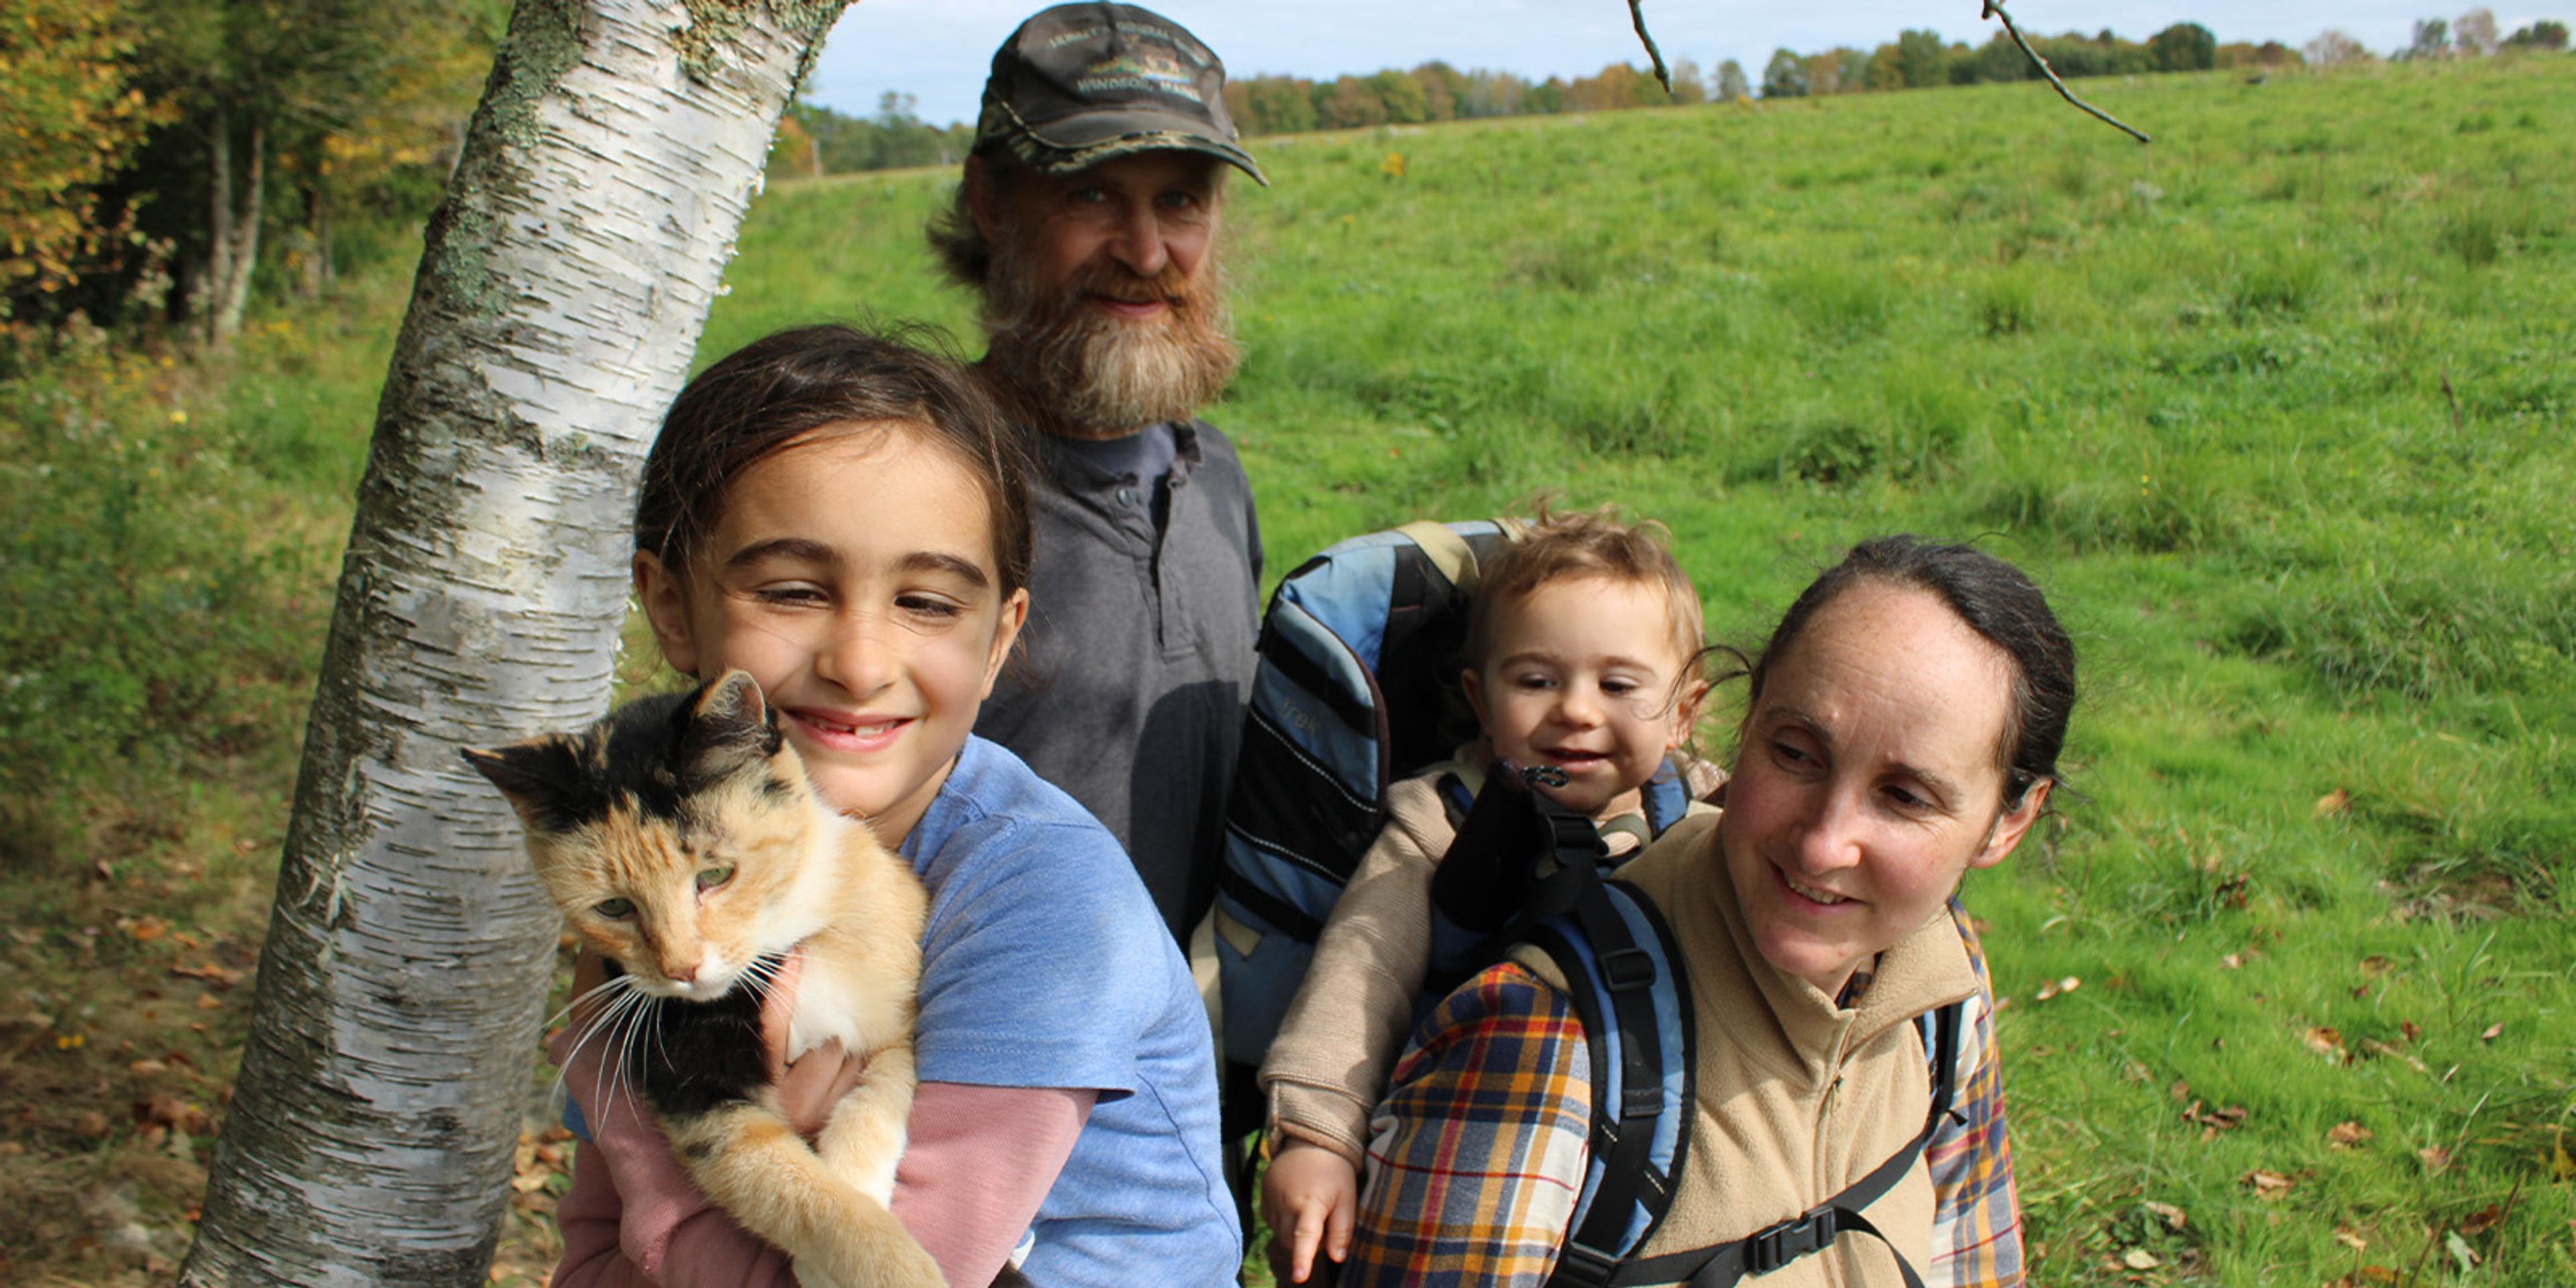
[{"left": 803, "top": 0, "right": 2566, "bottom": 123}]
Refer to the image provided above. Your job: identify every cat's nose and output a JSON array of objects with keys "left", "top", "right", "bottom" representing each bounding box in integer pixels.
[{"left": 663, "top": 961, "right": 698, "bottom": 983}]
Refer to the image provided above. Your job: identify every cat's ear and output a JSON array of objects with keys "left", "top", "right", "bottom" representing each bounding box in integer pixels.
[
  {"left": 462, "top": 737, "right": 586, "bottom": 835},
  {"left": 678, "top": 668, "right": 784, "bottom": 787}
]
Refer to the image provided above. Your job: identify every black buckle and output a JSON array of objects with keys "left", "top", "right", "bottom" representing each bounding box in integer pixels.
[
  {"left": 1598, "top": 946, "right": 1656, "bottom": 990},
  {"left": 1747, "top": 1207, "right": 1839, "bottom": 1274},
  {"left": 1550, "top": 1239, "right": 1621, "bottom": 1288}
]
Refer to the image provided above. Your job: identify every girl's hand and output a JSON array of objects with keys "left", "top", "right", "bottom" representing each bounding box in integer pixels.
[
  {"left": 1262, "top": 1138, "right": 1358, "bottom": 1283},
  {"left": 756, "top": 949, "right": 866, "bottom": 1141}
]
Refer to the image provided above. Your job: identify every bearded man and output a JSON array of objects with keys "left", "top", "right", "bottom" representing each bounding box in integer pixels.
[{"left": 930, "top": 2, "right": 1266, "bottom": 947}]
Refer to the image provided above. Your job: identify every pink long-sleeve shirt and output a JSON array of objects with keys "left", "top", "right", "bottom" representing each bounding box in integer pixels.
[{"left": 549, "top": 1034, "right": 1093, "bottom": 1287}]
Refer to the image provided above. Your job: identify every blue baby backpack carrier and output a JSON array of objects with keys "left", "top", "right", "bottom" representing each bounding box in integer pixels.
[{"left": 1212, "top": 518, "right": 1698, "bottom": 1068}]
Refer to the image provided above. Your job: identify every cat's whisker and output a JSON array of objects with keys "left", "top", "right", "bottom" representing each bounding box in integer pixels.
[
  {"left": 647, "top": 992, "right": 677, "bottom": 1080},
  {"left": 560, "top": 984, "right": 656, "bottom": 1123},
  {"left": 543, "top": 970, "right": 639, "bottom": 1036},
  {"left": 598, "top": 994, "right": 655, "bottom": 1124}
]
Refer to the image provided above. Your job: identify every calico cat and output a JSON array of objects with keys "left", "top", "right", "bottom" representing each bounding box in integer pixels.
[{"left": 465, "top": 669, "right": 943, "bottom": 1288}]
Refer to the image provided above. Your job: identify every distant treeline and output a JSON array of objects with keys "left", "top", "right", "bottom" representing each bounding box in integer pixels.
[
  {"left": 1212, "top": 25, "right": 2296, "bottom": 136},
  {"left": 769, "top": 13, "right": 2572, "bottom": 182},
  {"left": 771, "top": 93, "right": 976, "bottom": 179}
]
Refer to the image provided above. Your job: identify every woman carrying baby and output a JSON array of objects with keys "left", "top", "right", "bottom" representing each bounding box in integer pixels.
[{"left": 1342, "top": 536, "right": 2065, "bottom": 1288}]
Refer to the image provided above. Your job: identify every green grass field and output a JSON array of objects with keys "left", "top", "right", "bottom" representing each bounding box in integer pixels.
[{"left": 3, "top": 56, "right": 2570, "bottom": 1286}]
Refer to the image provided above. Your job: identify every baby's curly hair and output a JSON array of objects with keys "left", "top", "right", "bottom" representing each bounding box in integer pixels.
[{"left": 1465, "top": 501, "right": 1709, "bottom": 700}]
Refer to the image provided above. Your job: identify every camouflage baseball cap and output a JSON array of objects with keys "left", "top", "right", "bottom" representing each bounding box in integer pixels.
[{"left": 975, "top": 3, "right": 1268, "bottom": 186}]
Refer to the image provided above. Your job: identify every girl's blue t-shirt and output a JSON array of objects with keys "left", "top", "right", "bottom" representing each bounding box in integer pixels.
[{"left": 900, "top": 735, "right": 1240, "bottom": 1288}]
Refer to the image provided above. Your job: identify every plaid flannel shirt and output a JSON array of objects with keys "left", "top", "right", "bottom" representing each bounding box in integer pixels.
[{"left": 1344, "top": 905, "right": 2023, "bottom": 1288}]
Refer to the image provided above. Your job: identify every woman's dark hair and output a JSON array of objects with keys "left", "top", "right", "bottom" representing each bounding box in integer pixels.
[
  {"left": 1750, "top": 536, "right": 2075, "bottom": 809},
  {"left": 634, "top": 323, "right": 1034, "bottom": 598}
]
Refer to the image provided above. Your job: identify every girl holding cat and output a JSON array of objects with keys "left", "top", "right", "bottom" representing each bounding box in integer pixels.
[{"left": 550, "top": 325, "right": 1238, "bottom": 1288}]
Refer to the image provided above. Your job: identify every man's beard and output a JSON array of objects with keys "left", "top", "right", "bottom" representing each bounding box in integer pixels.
[{"left": 979, "top": 234, "right": 1240, "bottom": 440}]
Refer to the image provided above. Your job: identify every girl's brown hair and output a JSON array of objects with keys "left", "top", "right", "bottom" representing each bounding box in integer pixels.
[{"left": 633, "top": 323, "right": 1034, "bottom": 598}]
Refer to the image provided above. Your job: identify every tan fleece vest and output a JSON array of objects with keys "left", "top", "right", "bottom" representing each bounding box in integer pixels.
[{"left": 1520, "top": 814, "right": 1980, "bottom": 1288}]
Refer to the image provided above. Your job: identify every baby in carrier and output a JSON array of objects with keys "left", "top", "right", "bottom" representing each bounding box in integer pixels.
[{"left": 1257, "top": 504, "right": 1717, "bottom": 1283}]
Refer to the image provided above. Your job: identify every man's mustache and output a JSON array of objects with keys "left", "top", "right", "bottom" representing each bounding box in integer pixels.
[{"left": 1062, "top": 259, "right": 1197, "bottom": 311}]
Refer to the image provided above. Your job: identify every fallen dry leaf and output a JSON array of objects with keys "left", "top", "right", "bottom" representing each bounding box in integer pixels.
[
  {"left": 2303, "top": 1026, "right": 2349, "bottom": 1061},
  {"left": 2220, "top": 952, "right": 2243, "bottom": 969},
  {"left": 134, "top": 1092, "right": 211, "bottom": 1136},
  {"left": 2184, "top": 1100, "right": 2249, "bottom": 1140},
  {"left": 2033, "top": 975, "right": 2081, "bottom": 1001},
  {"left": 2334, "top": 1227, "right": 2369, "bottom": 1251},
  {"left": 2459, "top": 1204, "right": 2504, "bottom": 1236},
  {"left": 2242, "top": 1169, "right": 2293, "bottom": 1198},
  {"left": 2328, "top": 1121, "right": 2373, "bottom": 1149},
  {"left": 171, "top": 962, "right": 244, "bottom": 989},
  {"left": 70, "top": 1110, "right": 110, "bottom": 1138},
  {"left": 2399, "top": 1020, "right": 2422, "bottom": 1043},
  {"left": 129, "top": 1059, "right": 168, "bottom": 1077},
  {"left": 2168, "top": 1079, "right": 2192, "bottom": 1104},
  {"left": 2314, "top": 788, "right": 2351, "bottom": 818},
  {"left": 2121, "top": 1248, "right": 2161, "bottom": 1270},
  {"left": 2549, "top": 1134, "right": 2575, "bottom": 1182},
  {"left": 195, "top": 993, "right": 224, "bottom": 1012},
  {"left": 2142, "top": 1200, "right": 2187, "bottom": 1230},
  {"left": 2480, "top": 1021, "right": 2504, "bottom": 1041},
  {"left": 2418, "top": 1145, "right": 2453, "bottom": 1175},
  {"left": 2358, "top": 955, "right": 2392, "bottom": 977}
]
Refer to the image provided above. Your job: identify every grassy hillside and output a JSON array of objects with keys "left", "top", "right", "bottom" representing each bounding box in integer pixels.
[
  {"left": 707, "top": 63, "right": 2575, "bottom": 1279},
  {"left": 4, "top": 56, "right": 2571, "bottom": 1286}
]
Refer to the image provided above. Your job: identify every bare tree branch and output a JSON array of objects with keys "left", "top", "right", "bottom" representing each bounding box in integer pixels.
[
  {"left": 1627, "top": 0, "right": 1673, "bottom": 95},
  {"left": 1982, "top": 0, "right": 2153, "bottom": 144}
]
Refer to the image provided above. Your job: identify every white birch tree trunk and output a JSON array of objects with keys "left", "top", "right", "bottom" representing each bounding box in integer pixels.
[
  {"left": 205, "top": 109, "right": 235, "bottom": 346},
  {"left": 177, "top": 1, "right": 849, "bottom": 1283},
  {"left": 211, "top": 115, "right": 263, "bottom": 345}
]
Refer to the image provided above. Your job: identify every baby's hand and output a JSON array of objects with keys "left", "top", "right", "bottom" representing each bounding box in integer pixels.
[{"left": 1263, "top": 1138, "right": 1358, "bottom": 1283}]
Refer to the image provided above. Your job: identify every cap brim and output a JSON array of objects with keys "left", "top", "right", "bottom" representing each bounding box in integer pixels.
[{"left": 1017, "top": 107, "right": 1269, "bottom": 186}]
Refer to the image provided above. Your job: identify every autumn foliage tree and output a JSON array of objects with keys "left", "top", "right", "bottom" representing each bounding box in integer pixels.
[
  {"left": 0, "top": 0, "right": 172, "bottom": 336},
  {"left": 56, "top": 0, "right": 506, "bottom": 345}
]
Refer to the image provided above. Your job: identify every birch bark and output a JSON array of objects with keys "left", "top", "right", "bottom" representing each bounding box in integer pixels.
[
  {"left": 177, "top": 1, "right": 848, "bottom": 1284},
  {"left": 211, "top": 116, "right": 263, "bottom": 346}
]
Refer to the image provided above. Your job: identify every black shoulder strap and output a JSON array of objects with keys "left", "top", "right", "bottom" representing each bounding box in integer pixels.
[
  {"left": 1534, "top": 881, "right": 1690, "bottom": 1288},
  {"left": 1604, "top": 1000, "right": 1966, "bottom": 1288}
]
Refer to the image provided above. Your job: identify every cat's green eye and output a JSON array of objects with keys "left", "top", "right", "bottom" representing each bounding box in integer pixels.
[
  {"left": 696, "top": 866, "right": 735, "bottom": 892},
  {"left": 594, "top": 896, "right": 635, "bottom": 919}
]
